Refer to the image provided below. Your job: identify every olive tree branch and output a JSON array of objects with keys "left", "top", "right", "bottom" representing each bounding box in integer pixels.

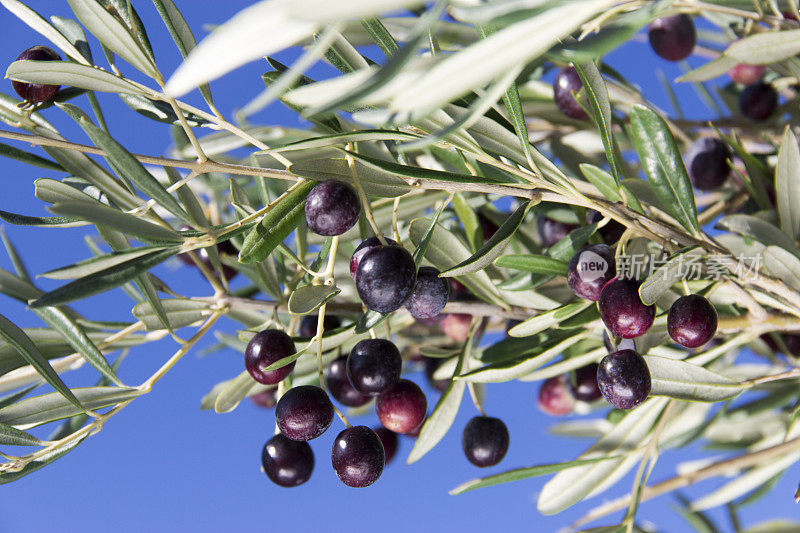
[{"left": 572, "top": 434, "right": 800, "bottom": 528}]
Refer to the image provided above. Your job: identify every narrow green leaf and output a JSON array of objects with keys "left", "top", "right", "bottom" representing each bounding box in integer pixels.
[
  {"left": 580, "top": 164, "right": 621, "bottom": 203},
  {"left": 408, "top": 218, "right": 507, "bottom": 309},
  {"left": 502, "top": 80, "right": 537, "bottom": 171},
  {"left": 0, "top": 386, "right": 141, "bottom": 428},
  {"left": 66, "top": 0, "right": 156, "bottom": 76},
  {"left": 538, "top": 398, "right": 668, "bottom": 514},
  {"left": 677, "top": 55, "right": 738, "bottom": 83},
  {"left": 49, "top": 15, "right": 93, "bottom": 63},
  {"left": 238, "top": 181, "right": 314, "bottom": 263},
  {"left": 289, "top": 158, "right": 412, "bottom": 198},
  {"left": 442, "top": 200, "right": 530, "bottom": 277},
  {"left": 214, "top": 370, "right": 257, "bottom": 413},
  {"left": 762, "top": 246, "right": 800, "bottom": 291},
  {"left": 49, "top": 201, "right": 182, "bottom": 243},
  {"left": 261, "top": 130, "right": 417, "bottom": 155},
  {"left": 151, "top": 0, "right": 216, "bottom": 109},
  {"left": 0, "top": 268, "right": 41, "bottom": 302},
  {"left": 508, "top": 301, "right": 592, "bottom": 338},
  {"left": 389, "top": 0, "right": 614, "bottom": 118},
  {"left": 494, "top": 254, "right": 567, "bottom": 276},
  {"left": 692, "top": 450, "right": 800, "bottom": 511},
  {"left": 41, "top": 246, "right": 168, "bottom": 280},
  {"left": 639, "top": 247, "right": 704, "bottom": 306},
  {"left": 0, "top": 384, "right": 39, "bottom": 410},
  {"left": 547, "top": 223, "right": 597, "bottom": 262},
  {"left": 119, "top": 93, "right": 207, "bottom": 126},
  {"left": 0, "top": 421, "right": 43, "bottom": 446},
  {"left": 354, "top": 309, "right": 389, "bottom": 334},
  {"left": 574, "top": 61, "right": 620, "bottom": 185},
  {"left": 288, "top": 284, "right": 340, "bottom": 315},
  {"left": 0, "top": 313, "right": 85, "bottom": 413},
  {"left": 0, "top": 210, "right": 79, "bottom": 227},
  {"left": 164, "top": 166, "right": 208, "bottom": 228},
  {"left": 0, "top": 141, "right": 63, "bottom": 171},
  {"left": 726, "top": 30, "right": 800, "bottom": 65},
  {"left": 132, "top": 297, "right": 208, "bottom": 330},
  {"left": 451, "top": 456, "right": 618, "bottom": 495},
  {"left": 458, "top": 334, "right": 585, "bottom": 383},
  {"left": 775, "top": 128, "right": 800, "bottom": 242},
  {"left": 412, "top": 198, "right": 449, "bottom": 269},
  {"left": 452, "top": 192, "right": 480, "bottom": 251},
  {"left": 0, "top": 436, "right": 85, "bottom": 485},
  {"left": 645, "top": 356, "right": 744, "bottom": 402},
  {"left": 361, "top": 18, "right": 400, "bottom": 57},
  {"left": 132, "top": 276, "right": 172, "bottom": 334},
  {"left": 58, "top": 103, "right": 191, "bottom": 223},
  {"left": 6, "top": 60, "right": 146, "bottom": 94},
  {"left": 742, "top": 521, "right": 800, "bottom": 533},
  {"left": 30, "top": 247, "right": 179, "bottom": 308},
  {"left": 32, "top": 305, "right": 122, "bottom": 386},
  {"left": 0, "top": 228, "right": 29, "bottom": 281},
  {"left": 718, "top": 215, "right": 798, "bottom": 256},
  {"left": 629, "top": 104, "right": 699, "bottom": 235}
]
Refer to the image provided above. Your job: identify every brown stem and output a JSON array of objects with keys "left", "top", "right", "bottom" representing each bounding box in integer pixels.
[{"left": 573, "top": 435, "right": 800, "bottom": 528}]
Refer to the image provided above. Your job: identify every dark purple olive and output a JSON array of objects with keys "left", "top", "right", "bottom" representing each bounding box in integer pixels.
[{"left": 12, "top": 46, "right": 61, "bottom": 103}]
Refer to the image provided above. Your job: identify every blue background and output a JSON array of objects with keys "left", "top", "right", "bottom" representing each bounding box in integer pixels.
[{"left": 0, "top": 2, "right": 797, "bottom": 531}]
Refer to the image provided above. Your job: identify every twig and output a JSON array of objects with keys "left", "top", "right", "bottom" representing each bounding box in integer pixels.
[{"left": 572, "top": 435, "right": 800, "bottom": 528}]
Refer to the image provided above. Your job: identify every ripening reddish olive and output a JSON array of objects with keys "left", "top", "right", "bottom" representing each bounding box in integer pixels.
[
  {"left": 598, "top": 278, "right": 655, "bottom": 339},
  {"left": 440, "top": 313, "right": 472, "bottom": 343},
  {"left": 376, "top": 379, "right": 427, "bottom": 434},
  {"left": 249, "top": 389, "right": 277, "bottom": 409},
  {"left": 648, "top": 14, "right": 696, "bottom": 61},
  {"left": 729, "top": 63, "right": 765, "bottom": 86},
  {"left": 12, "top": 46, "right": 61, "bottom": 103},
  {"left": 667, "top": 295, "right": 718, "bottom": 348},
  {"left": 538, "top": 375, "right": 575, "bottom": 416}
]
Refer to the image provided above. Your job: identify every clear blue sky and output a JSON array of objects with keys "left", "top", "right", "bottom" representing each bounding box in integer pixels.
[{"left": 0, "top": 2, "right": 796, "bottom": 532}]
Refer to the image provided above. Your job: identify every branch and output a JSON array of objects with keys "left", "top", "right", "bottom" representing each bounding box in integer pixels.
[{"left": 572, "top": 435, "right": 800, "bottom": 528}]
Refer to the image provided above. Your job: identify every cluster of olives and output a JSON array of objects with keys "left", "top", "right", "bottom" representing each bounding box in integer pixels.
[
  {"left": 549, "top": 243, "right": 718, "bottom": 412},
  {"left": 239, "top": 180, "right": 514, "bottom": 488}
]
